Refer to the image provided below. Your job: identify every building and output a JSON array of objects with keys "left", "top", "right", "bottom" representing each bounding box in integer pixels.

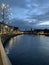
[{"left": 0, "top": 22, "right": 19, "bottom": 34}]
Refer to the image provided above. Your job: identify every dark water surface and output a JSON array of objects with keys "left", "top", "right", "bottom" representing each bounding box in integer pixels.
[{"left": 5, "top": 35, "right": 49, "bottom": 65}]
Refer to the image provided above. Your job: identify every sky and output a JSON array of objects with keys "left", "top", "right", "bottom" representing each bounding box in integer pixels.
[{"left": 0, "top": 0, "right": 49, "bottom": 29}]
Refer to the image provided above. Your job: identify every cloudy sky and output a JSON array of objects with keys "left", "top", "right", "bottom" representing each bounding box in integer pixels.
[{"left": 0, "top": 0, "right": 49, "bottom": 29}]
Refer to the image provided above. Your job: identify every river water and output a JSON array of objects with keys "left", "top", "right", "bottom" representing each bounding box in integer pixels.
[{"left": 5, "top": 35, "right": 49, "bottom": 65}]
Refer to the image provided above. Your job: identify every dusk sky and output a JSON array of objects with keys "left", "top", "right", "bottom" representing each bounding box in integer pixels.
[{"left": 0, "top": 0, "right": 49, "bottom": 29}]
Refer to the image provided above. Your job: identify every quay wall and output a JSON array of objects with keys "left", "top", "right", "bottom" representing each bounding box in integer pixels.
[
  {"left": 0, "top": 32, "right": 24, "bottom": 65},
  {"left": 0, "top": 37, "right": 12, "bottom": 65},
  {"left": 1, "top": 33, "right": 23, "bottom": 45}
]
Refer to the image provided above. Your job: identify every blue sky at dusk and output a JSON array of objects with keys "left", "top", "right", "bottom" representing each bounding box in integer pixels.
[{"left": 0, "top": 0, "right": 49, "bottom": 29}]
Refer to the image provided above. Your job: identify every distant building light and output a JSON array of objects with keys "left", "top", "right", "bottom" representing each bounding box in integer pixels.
[{"left": 5, "top": 26, "right": 8, "bottom": 28}]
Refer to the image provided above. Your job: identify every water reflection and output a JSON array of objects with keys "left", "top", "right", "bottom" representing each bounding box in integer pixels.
[
  {"left": 5, "top": 35, "right": 22, "bottom": 54},
  {"left": 39, "top": 36, "right": 49, "bottom": 56},
  {"left": 5, "top": 35, "right": 49, "bottom": 65}
]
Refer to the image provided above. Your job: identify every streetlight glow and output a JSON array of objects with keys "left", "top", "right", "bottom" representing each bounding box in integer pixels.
[
  {"left": 1, "top": 3, "right": 12, "bottom": 34},
  {"left": 1, "top": 3, "right": 9, "bottom": 10},
  {"left": 1, "top": 3, "right": 6, "bottom": 9}
]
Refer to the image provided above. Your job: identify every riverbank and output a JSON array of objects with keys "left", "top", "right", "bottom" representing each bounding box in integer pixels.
[
  {"left": 0, "top": 38, "right": 12, "bottom": 65},
  {"left": 1, "top": 31, "right": 49, "bottom": 46},
  {"left": 1, "top": 32, "right": 24, "bottom": 46}
]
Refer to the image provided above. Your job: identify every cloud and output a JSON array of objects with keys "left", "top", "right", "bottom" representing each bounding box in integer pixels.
[
  {"left": 0, "top": 0, "right": 49, "bottom": 28},
  {"left": 36, "top": 21, "right": 49, "bottom": 26}
]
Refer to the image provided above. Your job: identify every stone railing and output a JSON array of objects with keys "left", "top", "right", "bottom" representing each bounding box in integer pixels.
[{"left": 0, "top": 37, "right": 12, "bottom": 65}]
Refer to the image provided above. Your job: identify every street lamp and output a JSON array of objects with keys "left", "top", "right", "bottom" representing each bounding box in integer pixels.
[
  {"left": 1, "top": 3, "right": 7, "bottom": 23},
  {"left": 1, "top": 3, "right": 12, "bottom": 34},
  {"left": 1, "top": 3, "right": 8, "bottom": 34}
]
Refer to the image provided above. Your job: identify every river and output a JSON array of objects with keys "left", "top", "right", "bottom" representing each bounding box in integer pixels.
[{"left": 5, "top": 35, "right": 49, "bottom": 65}]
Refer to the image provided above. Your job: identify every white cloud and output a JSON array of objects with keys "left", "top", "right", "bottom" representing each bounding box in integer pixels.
[
  {"left": 1, "top": 0, "right": 49, "bottom": 27},
  {"left": 36, "top": 21, "right": 49, "bottom": 26}
]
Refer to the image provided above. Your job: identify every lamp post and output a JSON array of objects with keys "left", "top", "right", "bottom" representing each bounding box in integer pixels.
[
  {"left": 1, "top": 3, "right": 7, "bottom": 34},
  {"left": 1, "top": 3, "right": 12, "bottom": 34},
  {"left": 1, "top": 3, "right": 7, "bottom": 23}
]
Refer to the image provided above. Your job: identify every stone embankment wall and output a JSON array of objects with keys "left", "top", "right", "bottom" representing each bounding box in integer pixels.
[{"left": 0, "top": 37, "right": 12, "bottom": 65}]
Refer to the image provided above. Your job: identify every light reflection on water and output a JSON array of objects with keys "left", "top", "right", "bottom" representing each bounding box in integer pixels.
[
  {"left": 5, "top": 35, "right": 49, "bottom": 65},
  {"left": 5, "top": 35, "right": 23, "bottom": 54}
]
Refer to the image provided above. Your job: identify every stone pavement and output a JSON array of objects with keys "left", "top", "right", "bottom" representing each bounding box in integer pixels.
[{"left": 0, "top": 52, "right": 3, "bottom": 65}]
